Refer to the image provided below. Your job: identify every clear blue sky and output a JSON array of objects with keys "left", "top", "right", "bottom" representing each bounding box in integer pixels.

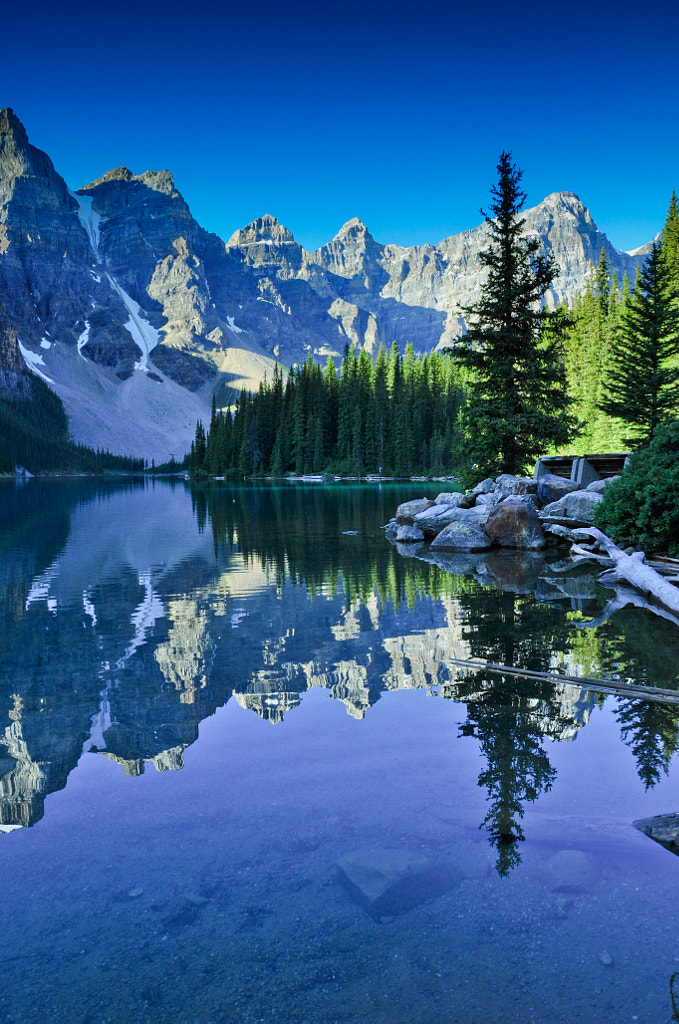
[{"left": 3, "top": 0, "right": 676, "bottom": 253}]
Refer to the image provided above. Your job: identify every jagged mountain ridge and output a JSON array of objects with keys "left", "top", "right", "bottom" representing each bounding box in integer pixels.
[{"left": 0, "top": 108, "right": 649, "bottom": 460}]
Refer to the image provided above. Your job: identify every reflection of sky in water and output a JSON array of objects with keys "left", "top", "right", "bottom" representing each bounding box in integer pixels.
[{"left": 1, "top": 480, "right": 679, "bottom": 1022}]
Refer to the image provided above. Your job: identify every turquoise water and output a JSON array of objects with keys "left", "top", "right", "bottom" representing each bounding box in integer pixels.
[{"left": 2, "top": 479, "right": 679, "bottom": 1023}]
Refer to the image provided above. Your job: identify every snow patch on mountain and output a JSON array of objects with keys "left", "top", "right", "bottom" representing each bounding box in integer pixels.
[
  {"left": 77, "top": 322, "right": 90, "bottom": 357},
  {"left": 226, "top": 316, "right": 244, "bottom": 334},
  {"left": 18, "top": 340, "right": 53, "bottom": 383},
  {"left": 73, "top": 193, "right": 103, "bottom": 263},
  {"left": 73, "top": 191, "right": 159, "bottom": 371},
  {"left": 107, "top": 278, "right": 160, "bottom": 372}
]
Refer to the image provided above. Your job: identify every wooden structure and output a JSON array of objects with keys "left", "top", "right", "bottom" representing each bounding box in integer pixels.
[{"left": 534, "top": 453, "right": 629, "bottom": 486}]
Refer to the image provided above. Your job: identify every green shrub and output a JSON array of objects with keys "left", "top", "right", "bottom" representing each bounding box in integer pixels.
[{"left": 594, "top": 420, "right": 679, "bottom": 552}]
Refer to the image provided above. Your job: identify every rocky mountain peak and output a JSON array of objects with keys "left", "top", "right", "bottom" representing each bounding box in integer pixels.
[
  {"left": 79, "top": 166, "right": 178, "bottom": 198},
  {"left": 0, "top": 107, "right": 64, "bottom": 193},
  {"left": 79, "top": 166, "right": 134, "bottom": 190},
  {"left": 335, "top": 217, "right": 371, "bottom": 240},
  {"left": 227, "top": 214, "right": 296, "bottom": 247},
  {"left": 542, "top": 190, "right": 583, "bottom": 208},
  {"left": 136, "top": 168, "right": 177, "bottom": 196},
  {"left": 0, "top": 108, "right": 30, "bottom": 150},
  {"left": 311, "top": 217, "right": 384, "bottom": 281},
  {"left": 529, "top": 191, "right": 594, "bottom": 228}
]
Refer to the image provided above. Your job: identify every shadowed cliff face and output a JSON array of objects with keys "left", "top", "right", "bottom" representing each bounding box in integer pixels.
[
  {"left": 0, "top": 306, "right": 26, "bottom": 395},
  {"left": 0, "top": 109, "right": 650, "bottom": 459}
]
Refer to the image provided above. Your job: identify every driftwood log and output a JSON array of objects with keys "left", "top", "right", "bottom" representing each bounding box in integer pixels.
[{"left": 545, "top": 524, "right": 679, "bottom": 628}]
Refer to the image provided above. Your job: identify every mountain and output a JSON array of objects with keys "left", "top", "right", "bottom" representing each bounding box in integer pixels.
[{"left": 0, "top": 108, "right": 650, "bottom": 461}]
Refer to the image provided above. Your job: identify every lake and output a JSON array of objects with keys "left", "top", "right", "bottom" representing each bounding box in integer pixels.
[{"left": 1, "top": 478, "right": 679, "bottom": 1023}]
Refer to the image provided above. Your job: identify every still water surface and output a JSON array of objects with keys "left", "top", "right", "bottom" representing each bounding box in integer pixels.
[{"left": 2, "top": 479, "right": 679, "bottom": 1023}]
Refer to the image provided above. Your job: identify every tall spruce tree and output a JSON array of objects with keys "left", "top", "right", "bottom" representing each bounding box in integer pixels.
[
  {"left": 661, "top": 190, "right": 679, "bottom": 296},
  {"left": 563, "top": 258, "right": 629, "bottom": 452},
  {"left": 599, "top": 242, "right": 679, "bottom": 446},
  {"left": 455, "top": 152, "right": 574, "bottom": 478}
]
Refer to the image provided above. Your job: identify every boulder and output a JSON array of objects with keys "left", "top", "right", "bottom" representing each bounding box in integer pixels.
[
  {"left": 495, "top": 474, "right": 538, "bottom": 495},
  {"left": 541, "top": 488, "right": 603, "bottom": 523},
  {"left": 395, "top": 524, "right": 425, "bottom": 543},
  {"left": 434, "top": 491, "right": 467, "bottom": 507},
  {"left": 542, "top": 849, "right": 598, "bottom": 893},
  {"left": 537, "top": 473, "right": 579, "bottom": 505},
  {"left": 459, "top": 505, "right": 492, "bottom": 528},
  {"left": 586, "top": 477, "right": 618, "bottom": 493},
  {"left": 430, "top": 521, "right": 491, "bottom": 551},
  {"left": 336, "top": 848, "right": 459, "bottom": 919},
  {"left": 468, "top": 477, "right": 496, "bottom": 499},
  {"left": 413, "top": 503, "right": 465, "bottom": 537},
  {"left": 395, "top": 498, "right": 434, "bottom": 523},
  {"left": 484, "top": 496, "right": 546, "bottom": 549},
  {"left": 383, "top": 520, "right": 399, "bottom": 540},
  {"left": 474, "top": 489, "right": 504, "bottom": 507},
  {"left": 633, "top": 813, "right": 679, "bottom": 858}
]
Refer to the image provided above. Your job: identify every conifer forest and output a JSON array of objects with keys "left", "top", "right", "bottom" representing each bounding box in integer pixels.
[{"left": 190, "top": 186, "right": 679, "bottom": 481}]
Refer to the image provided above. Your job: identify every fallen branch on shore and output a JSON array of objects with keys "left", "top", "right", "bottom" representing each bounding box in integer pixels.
[{"left": 545, "top": 524, "right": 679, "bottom": 628}]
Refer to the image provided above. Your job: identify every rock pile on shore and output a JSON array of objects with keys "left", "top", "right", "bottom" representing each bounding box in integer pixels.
[{"left": 384, "top": 472, "right": 618, "bottom": 553}]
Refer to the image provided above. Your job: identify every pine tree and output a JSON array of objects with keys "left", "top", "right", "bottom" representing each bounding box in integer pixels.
[
  {"left": 599, "top": 243, "right": 679, "bottom": 446},
  {"left": 594, "top": 247, "right": 610, "bottom": 314},
  {"left": 661, "top": 190, "right": 679, "bottom": 297},
  {"left": 454, "top": 151, "right": 574, "bottom": 477}
]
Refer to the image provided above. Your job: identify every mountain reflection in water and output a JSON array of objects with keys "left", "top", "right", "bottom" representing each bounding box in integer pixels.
[
  {"left": 2, "top": 479, "right": 679, "bottom": 879},
  {"left": 5, "top": 479, "right": 679, "bottom": 1024}
]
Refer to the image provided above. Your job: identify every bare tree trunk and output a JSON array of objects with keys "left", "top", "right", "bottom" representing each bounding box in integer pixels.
[{"left": 545, "top": 524, "right": 679, "bottom": 626}]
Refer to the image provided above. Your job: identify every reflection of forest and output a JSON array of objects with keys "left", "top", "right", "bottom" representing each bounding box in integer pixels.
[{"left": 1, "top": 481, "right": 679, "bottom": 875}]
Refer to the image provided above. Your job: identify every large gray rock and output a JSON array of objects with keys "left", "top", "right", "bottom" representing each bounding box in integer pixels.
[
  {"left": 430, "top": 521, "right": 491, "bottom": 551},
  {"left": 474, "top": 489, "right": 504, "bottom": 507},
  {"left": 413, "top": 502, "right": 466, "bottom": 536},
  {"left": 542, "top": 849, "right": 598, "bottom": 893},
  {"left": 484, "top": 496, "right": 546, "bottom": 549},
  {"left": 586, "top": 477, "right": 618, "bottom": 493},
  {"left": 537, "top": 473, "right": 579, "bottom": 505},
  {"left": 395, "top": 524, "right": 425, "bottom": 543},
  {"left": 495, "top": 474, "right": 538, "bottom": 495},
  {"left": 468, "top": 477, "right": 496, "bottom": 499},
  {"left": 633, "top": 813, "right": 679, "bottom": 858},
  {"left": 383, "top": 519, "right": 399, "bottom": 540},
  {"left": 541, "top": 489, "right": 603, "bottom": 523},
  {"left": 395, "top": 498, "right": 434, "bottom": 523},
  {"left": 336, "top": 848, "right": 459, "bottom": 919},
  {"left": 459, "top": 505, "right": 492, "bottom": 528},
  {"left": 434, "top": 491, "right": 466, "bottom": 507}
]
